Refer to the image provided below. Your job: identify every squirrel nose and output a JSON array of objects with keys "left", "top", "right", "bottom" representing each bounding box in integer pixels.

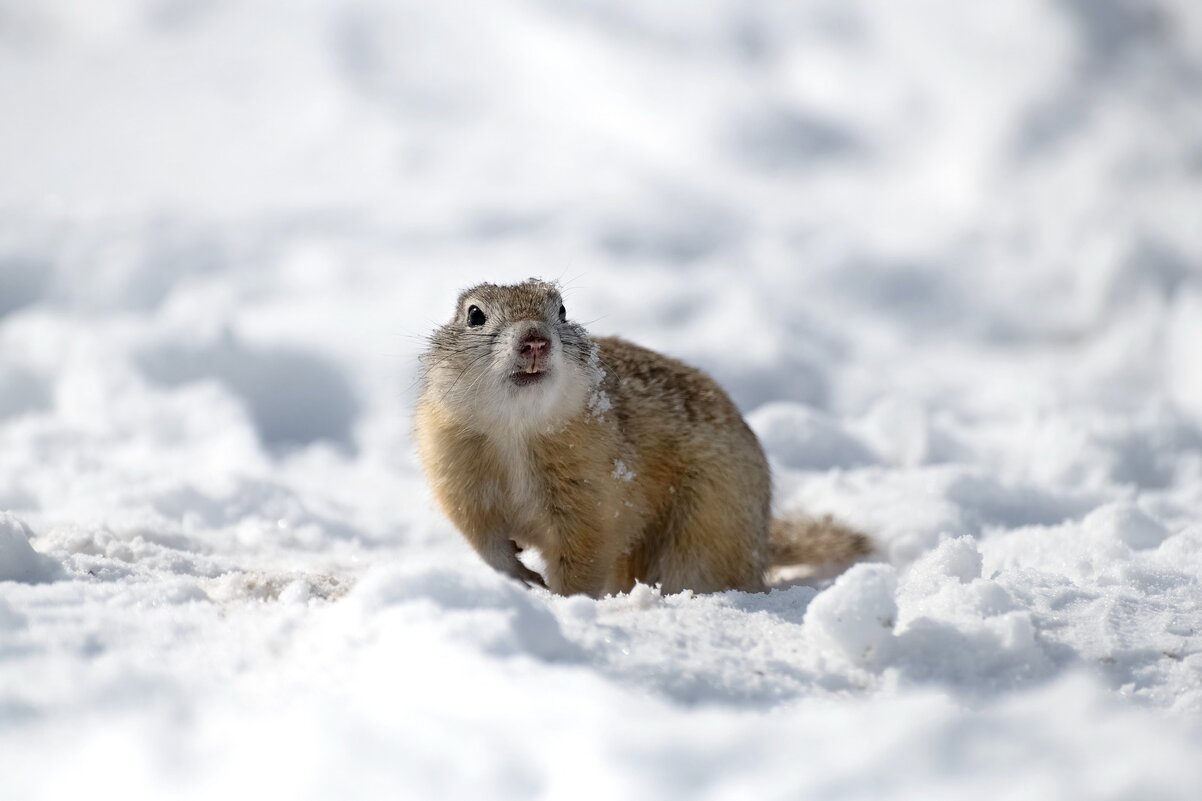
[{"left": 520, "top": 333, "right": 550, "bottom": 358}]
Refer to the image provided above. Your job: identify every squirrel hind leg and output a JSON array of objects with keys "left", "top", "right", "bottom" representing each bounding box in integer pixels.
[{"left": 650, "top": 490, "right": 769, "bottom": 594}]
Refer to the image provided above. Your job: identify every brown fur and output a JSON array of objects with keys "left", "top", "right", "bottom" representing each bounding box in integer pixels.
[
  {"left": 770, "top": 516, "right": 873, "bottom": 568},
  {"left": 415, "top": 281, "right": 871, "bottom": 597}
]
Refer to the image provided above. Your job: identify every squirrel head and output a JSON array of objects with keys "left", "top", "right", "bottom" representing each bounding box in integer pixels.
[{"left": 419, "top": 279, "right": 597, "bottom": 432}]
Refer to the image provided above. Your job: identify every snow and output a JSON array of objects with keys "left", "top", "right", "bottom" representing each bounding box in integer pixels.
[
  {"left": 3, "top": 0, "right": 1202, "bottom": 797},
  {"left": 0, "top": 512, "right": 60, "bottom": 583},
  {"left": 805, "top": 563, "right": 899, "bottom": 668},
  {"left": 611, "top": 460, "right": 636, "bottom": 482}
]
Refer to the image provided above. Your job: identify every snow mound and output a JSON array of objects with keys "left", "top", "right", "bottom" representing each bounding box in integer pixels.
[
  {"left": 0, "top": 364, "right": 50, "bottom": 420},
  {"left": 350, "top": 561, "right": 578, "bottom": 661},
  {"left": 0, "top": 512, "right": 61, "bottom": 583},
  {"left": 0, "top": 595, "right": 25, "bottom": 630},
  {"left": 1083, "top": 502, "right": 1170, "bottom": 551},
  {"left": 805, "top": 563, "right": 898, "bottom": 668},
  {"left": 137, "top": 333, "right": 361, "bottom": 451},
  {"left": 0, "top": 258, "right": 48, "bottom": 318},
  {"left": 749, "top": 402, "right": 879, "bottom": 470}
]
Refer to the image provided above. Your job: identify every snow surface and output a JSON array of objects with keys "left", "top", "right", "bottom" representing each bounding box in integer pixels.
[{"left": 3, "top": 0, "right": 1202, "bottom": 797}]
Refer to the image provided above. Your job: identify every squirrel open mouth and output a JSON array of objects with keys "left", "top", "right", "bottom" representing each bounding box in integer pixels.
[{"left": 511, "top": 370, "right": 548, "bottom": 387}]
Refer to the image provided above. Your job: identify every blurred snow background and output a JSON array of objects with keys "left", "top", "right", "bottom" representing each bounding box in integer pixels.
[{"left": 2, "top": 0, "right": 1202, "bottom": 797}]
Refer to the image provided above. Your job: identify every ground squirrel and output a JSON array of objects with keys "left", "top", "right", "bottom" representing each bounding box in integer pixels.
[{"left": 414, "top": 279, "right": 871, "bottom": 597}]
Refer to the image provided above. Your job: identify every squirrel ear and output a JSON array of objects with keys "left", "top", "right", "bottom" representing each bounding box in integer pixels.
[{"left": 558, "top": 304, "right": 567, "bottom": 322}]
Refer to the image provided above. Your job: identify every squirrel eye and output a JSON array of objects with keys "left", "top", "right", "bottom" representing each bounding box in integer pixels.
[
  {"left": 558, "top": 304, "right": 567, "bottom": 322},
  {"left": 467, "top": 305, "right": 487, "bottom": 327}
]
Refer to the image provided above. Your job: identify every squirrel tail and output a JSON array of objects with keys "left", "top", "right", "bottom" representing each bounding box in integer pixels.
[{"left": 768, "top": 515, "right": 874, "bottom": 568}]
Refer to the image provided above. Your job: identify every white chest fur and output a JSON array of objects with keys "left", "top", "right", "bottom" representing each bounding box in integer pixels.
[{"left": 489, "top": 431, "right": 538, "bottom": 508}]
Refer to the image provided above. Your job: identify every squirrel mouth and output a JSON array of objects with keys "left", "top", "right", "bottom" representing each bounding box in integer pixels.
[{"left": 511, "top": 369, "right": 548, "bottom": 387}]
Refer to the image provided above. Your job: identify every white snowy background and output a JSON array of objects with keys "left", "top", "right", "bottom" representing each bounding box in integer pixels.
[{"left": 2, "top": 0, "right": 1202, "bottom": 797}]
